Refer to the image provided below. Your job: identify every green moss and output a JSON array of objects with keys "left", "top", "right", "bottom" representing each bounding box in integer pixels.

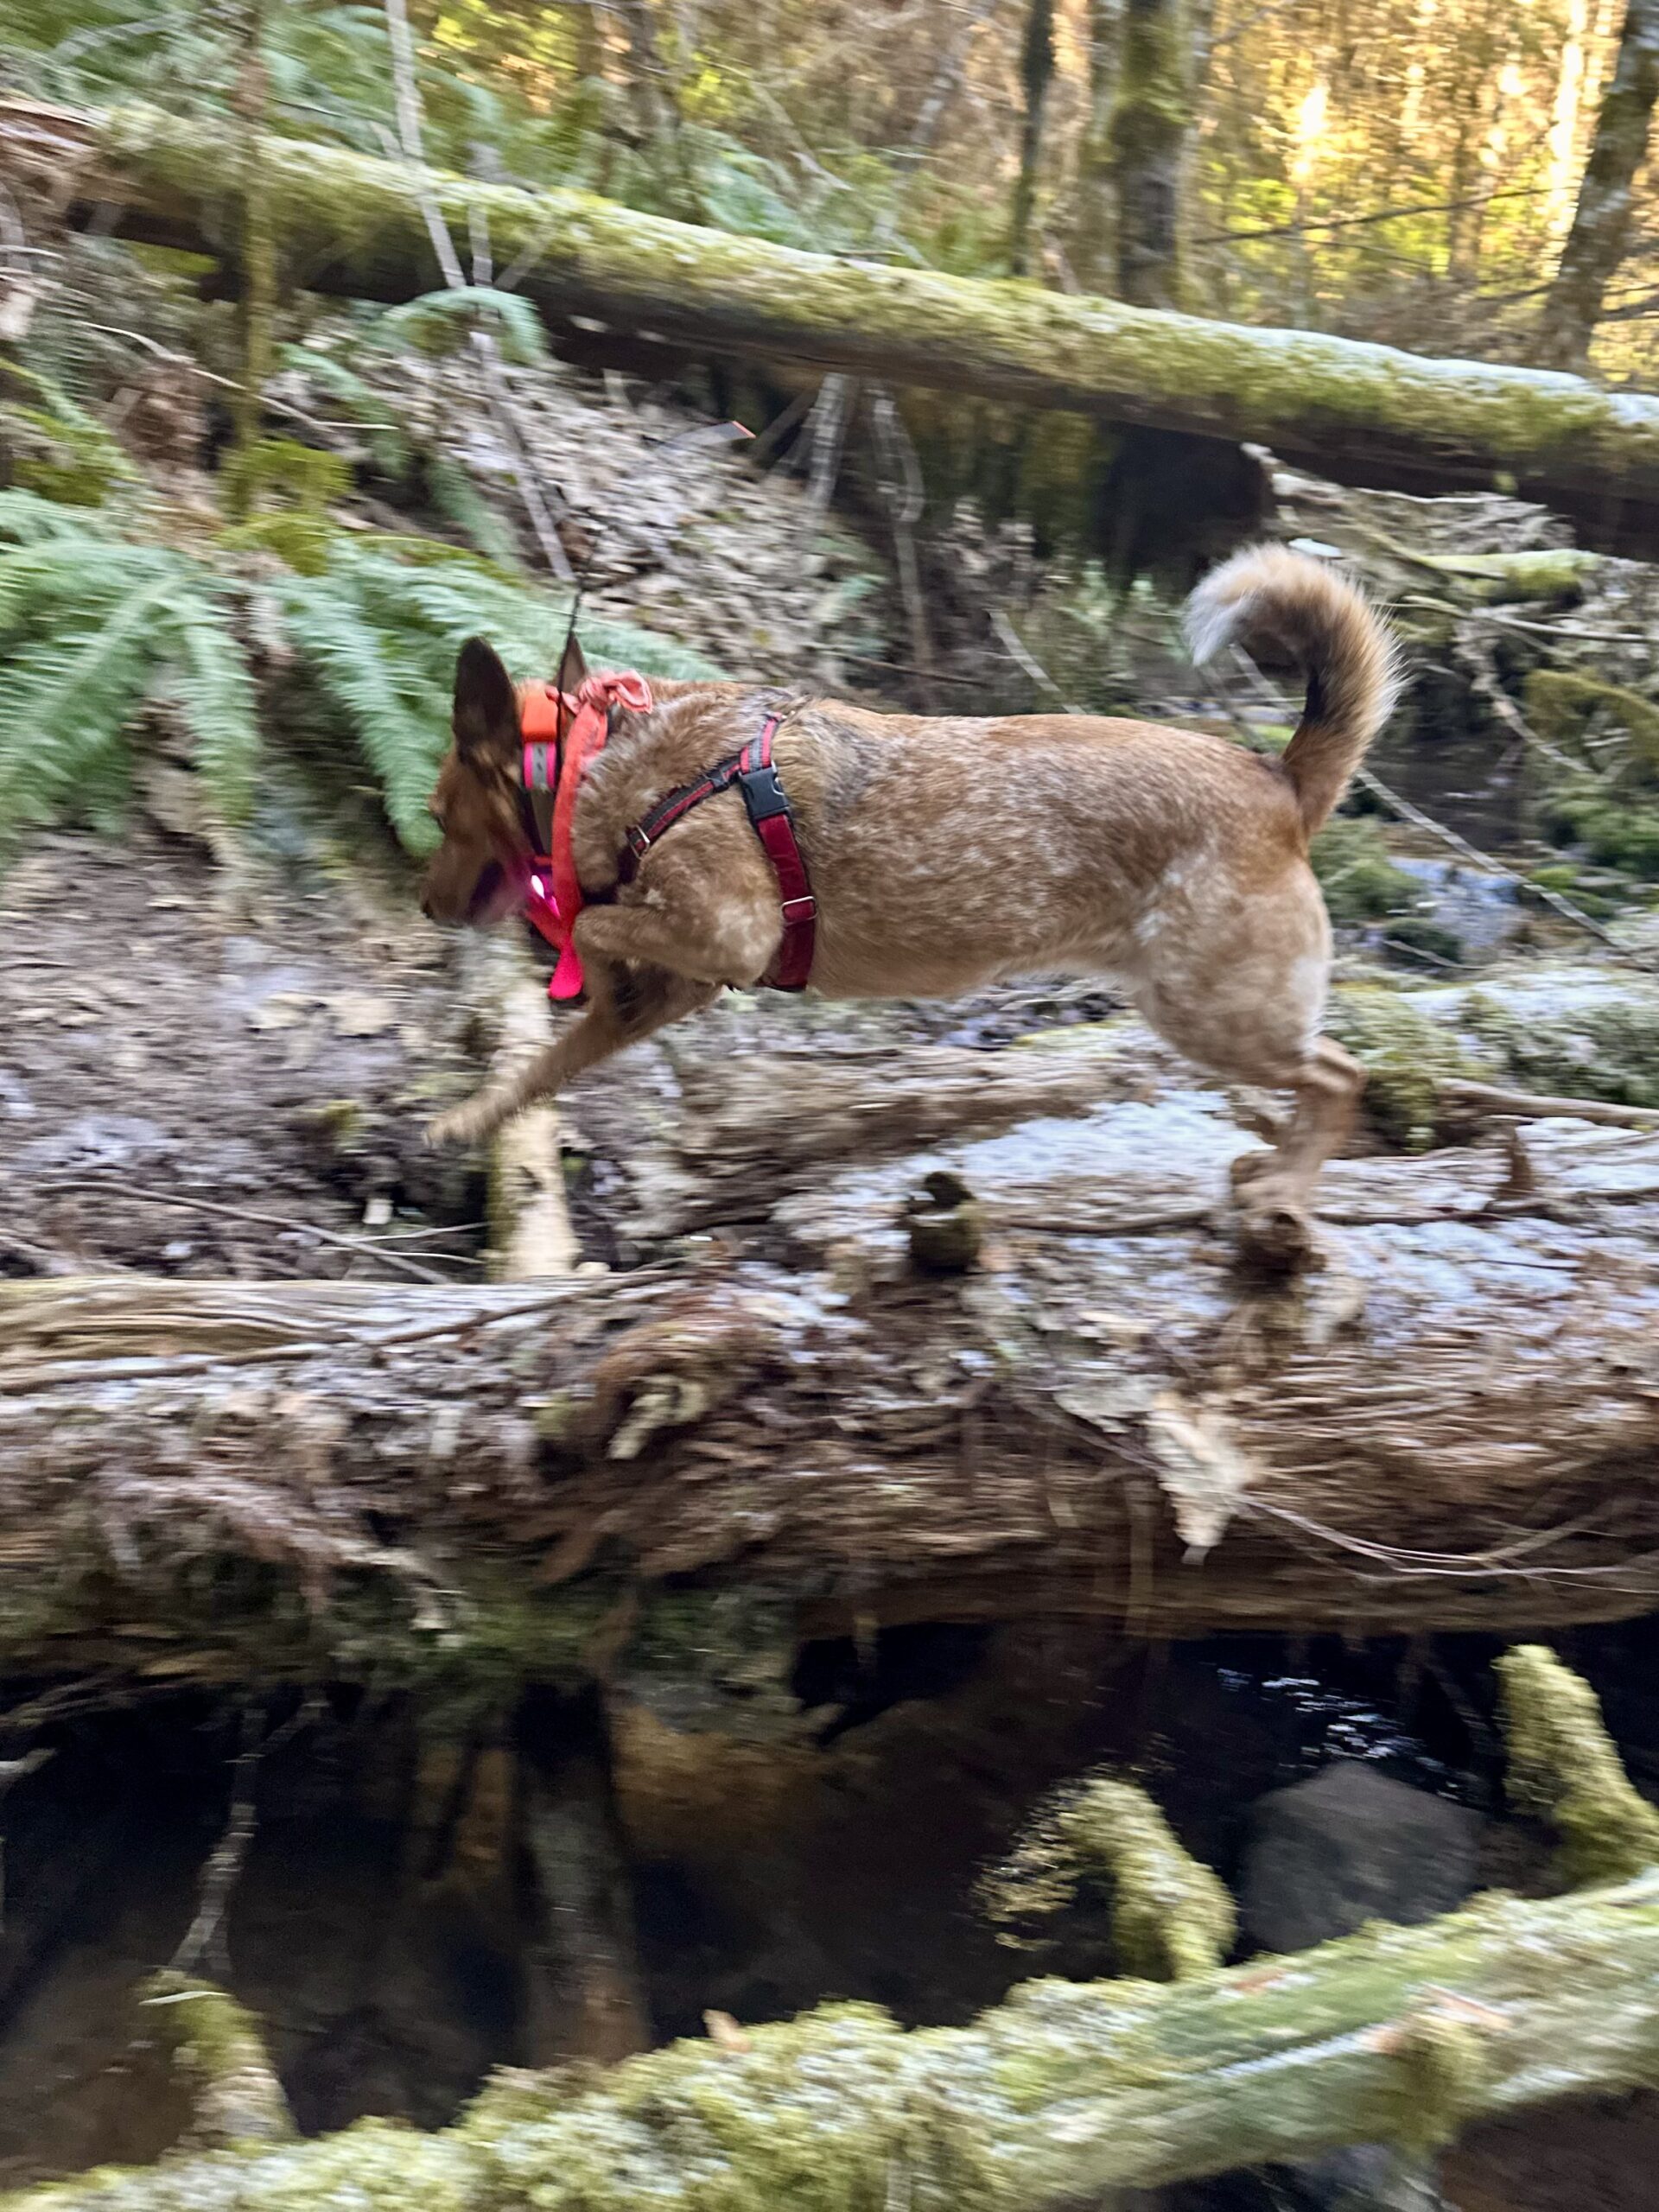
[
  {"left": 1541, "top": 784, "right": 1659, "bottom": 879},
  {"left": 982, "top": 1776, "right": 1235, "bottom": 1981},
  {"left": 1378, "top": 2012, "right": 1490, "bottom": 2158},
  {"left": 89, "top": 103, "right": 1659, "bottom": 518},
  {"left": 1311, "top": 818, "right": 1421, "bottom": 925},
  {"left": 1526, "top": 670, "right": 1659, "bottom": 770},
  {"left": 1498, "top": 1645, "right": 1659, "bottom": 1886},
  {"left": 1325, "top": 987, "right": 1479, "bottom": 1151},
  {"left": 1464, "top": 988, "right": 1659, "bottom": 1109},
  {"left": 1434, "top": 550, "right": 1599, "bottom": 607},
  {"left": 139, "top": 1974, "right": 294, "bottom": 2146}
]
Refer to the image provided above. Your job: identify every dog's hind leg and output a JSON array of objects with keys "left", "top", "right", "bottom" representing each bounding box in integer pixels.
[
  {"left": 428, "top": 959, "right": 716, "bottom": 1148},
  {"left": 1227, "top": 1036, "right": 1365, "bottom": 1266}
]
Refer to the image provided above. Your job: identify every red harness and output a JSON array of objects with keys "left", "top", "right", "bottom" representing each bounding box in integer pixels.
[
  {"left": 517, "top": 683, "right": 816, "bottom": 999},
  {"left": 518, "top": 671, "right": 652, "bottom": 1001}
]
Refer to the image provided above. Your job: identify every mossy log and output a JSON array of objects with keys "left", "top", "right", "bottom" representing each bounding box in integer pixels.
[
  {"left": 13, "top": 1872, "right": 1659, "bottom": 2208},
  {"left": 5, "top": 1094, "right": 1659, "bottom": 1701},
  {"left": 14, "top": 100, "right": 1659, "bottom": 542}
]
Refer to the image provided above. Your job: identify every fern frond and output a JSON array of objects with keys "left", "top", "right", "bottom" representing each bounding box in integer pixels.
[
  {"left": 163, "top": 582, "right": 261, "bottom": 822},
  {"left": 0, "top": 360, "right": 140, "bottom": 507},
  {"left": 277, "top": 346, "right": 413, "bottom": 478},
  {"left": 277, "top": 568, "right": 444, "bottom": 852},
  {"left": 0, "top": 489, "right": 125, "bottom": 546},
  {"left": 422, "top": 453, "right": 523, "bottom": 565},
  {"left": 374, "top": 288, "right": 551, "bottom": 366},
  {"left": 0, "top": 562, "right": 179, "bottom": 830}
]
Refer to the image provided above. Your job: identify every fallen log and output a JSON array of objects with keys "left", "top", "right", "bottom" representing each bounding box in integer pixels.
[
  {"left": 13, "top": 1794, "right": 1659, "bottom": 2203},
  {"left": 3, "top": 1090, "right": 1659, "bottom": 1697},
  {"left": 10, "top": 99, "right": 1659, "bottom": 543}
]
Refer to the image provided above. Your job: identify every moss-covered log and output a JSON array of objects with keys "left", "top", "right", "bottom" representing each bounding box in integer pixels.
[
  {"left": 14, "top": 101, "right": 1659, "bottom": 542},
  {"left": 13, "top": 1872, "right": 1659, "bottom": 2208}
]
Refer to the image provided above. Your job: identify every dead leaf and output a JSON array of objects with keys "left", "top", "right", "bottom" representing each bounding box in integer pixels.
[{"left": 1144, "top": 1394, "right": 1260, "bottom": 1556}]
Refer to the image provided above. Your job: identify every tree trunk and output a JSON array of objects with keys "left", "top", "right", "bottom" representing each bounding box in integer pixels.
[
  {"left": 1110, "top": 0, "right": 1192, "bottom": 308},
  {"left": 13, "top": 1869, "right": 1659, "bottom": 2209},
  {"left": 1008, "top": 0, "right": 1056, "bottom": 277},
  {"left": 1541, "top": 0, "right": 1659, "bottom": 369},
  {"left": 226, "top": 0, "right": 273, "bottom": 505},
  {"left": 1073, "top": 0, "right": 1123, "bottom": 291},
  {"left": 15, "top": 103, "right": 1659, "bottom": 544}
]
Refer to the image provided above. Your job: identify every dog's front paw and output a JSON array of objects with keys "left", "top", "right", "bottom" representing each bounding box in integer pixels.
[{"left": 426, "top": 1096, "right": 502, "bottom": 1150}]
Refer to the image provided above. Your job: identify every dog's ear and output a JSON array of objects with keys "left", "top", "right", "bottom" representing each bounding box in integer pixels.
[
  {"left": 556, "top": 632, "right": 588, "bottom": 700},
  {"left": 453, "top": 638, "right": 519, "bottom": 765}
]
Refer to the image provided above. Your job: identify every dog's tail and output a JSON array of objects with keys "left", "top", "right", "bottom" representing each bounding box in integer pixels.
[{"left": 1185, "top": 544, "right": 1399, "bottom": 836}]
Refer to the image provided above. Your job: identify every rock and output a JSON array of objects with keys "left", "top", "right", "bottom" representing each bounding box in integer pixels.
[
  {"left": 1218, "top": 1764, "right": 1480, "bottom": 2210},
  {"left": 1240, "top": 1761, "right": 1482, "bottom": 1954}
]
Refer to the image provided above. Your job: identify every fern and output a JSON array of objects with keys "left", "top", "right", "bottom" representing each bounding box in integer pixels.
[
  {"left": 374, "top": 288, "right": 552, "bottom": 367},
  {"left": 0, "top": 494, "right": 716, "bottom": 857},
  {"left": 0, "top": 362, "right": 139, "bottom": 508},
  {"left": 281, "top": 537, "right": 717, "bottom": 853}
]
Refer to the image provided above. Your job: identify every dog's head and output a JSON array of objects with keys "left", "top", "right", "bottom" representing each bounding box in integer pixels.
[{"left": 420, "top": 634, "right": 585, "bottom": 926}]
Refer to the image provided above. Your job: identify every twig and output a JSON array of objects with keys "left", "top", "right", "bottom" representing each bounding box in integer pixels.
[
  {"left": 171, "top": 1700, "right": 319, "bottom": 1980},
  {"left": 1456, "top": 628, "right": 1582, "bottom": 774},
  {"left": 804, "top": 372, "right": 852, "bottom": 515},
  {"left": 1213, "top": 642, "right": 1657, "bottom": 972},
  {"left": 34, "top": 1179, "right": 460, "bottom": 1284},
  {"left": 1353, "top": 760, "right": 1656, "bottom": 970},
  {"left": 988, "top": 607, "right": 1084, "bottom": 712},
  {"left": 869, "top": 387, "right": 934, "bottom": 697},
  {"left": 1440, "top": 1078, "right": 1659, "bottom": 1128}
]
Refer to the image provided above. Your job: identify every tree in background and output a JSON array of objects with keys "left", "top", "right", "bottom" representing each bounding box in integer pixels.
[
  {"left": 1109, "top": 0, "right": 1196, "bottom": 307},
  {"left": 1008, "top": 0, "right": 1057, "bottom": 275},
  {"left": 1541, "top": 0, "right": 1659, "bottom": 366}
]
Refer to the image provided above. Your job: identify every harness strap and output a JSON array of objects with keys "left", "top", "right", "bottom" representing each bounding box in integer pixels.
[
  {"left": 619, "top": 713, "right": 817, "bottom": 991},
  {"left": 517, "top": 670, "right": 653, "bottom": 1001}
]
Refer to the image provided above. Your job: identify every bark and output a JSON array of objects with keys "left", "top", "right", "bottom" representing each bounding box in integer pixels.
[
  {"left": 227, "top": 1, "right": 273, "bottom": 504},
  {"left": 3, "top": 1093, "right": 1659, "bottom": 1700},
  {"left": 1008, "top": 0, "right": 1056, "bottom": 278},
  {"left": 1073, "top": 0, "right": 1123, "bottom": 291},
  {"left": 14, "top": 1872, "right": 1659, "bottom": 2208},
  {"left": 1110, "top": 0, "right": 1192, "bottom": 308},
  {"left": 16, "top": 105, "right": 1659, "bottom": 542},
  {"left": 1541, "top": 0, "right": 1659, "bottom": 370}
]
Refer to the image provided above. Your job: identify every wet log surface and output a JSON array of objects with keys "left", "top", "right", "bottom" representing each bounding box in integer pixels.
[{"left": 5, "top": 1012, "right": 1659, "bottom": 1688}]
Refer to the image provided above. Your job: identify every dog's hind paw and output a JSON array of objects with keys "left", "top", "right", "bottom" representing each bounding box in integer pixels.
[{"left": 1230, "top": 1189, "right": 1319, "bottom": 1275}]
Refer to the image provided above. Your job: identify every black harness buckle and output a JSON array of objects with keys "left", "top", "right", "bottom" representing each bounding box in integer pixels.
[{"left": 737, "top": 761, "right": 789, "bottom": 823}]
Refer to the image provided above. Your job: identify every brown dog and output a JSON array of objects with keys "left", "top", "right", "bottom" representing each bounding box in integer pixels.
[{"left": 422, "top": 544, "right": 1397, "bottom": 1249}]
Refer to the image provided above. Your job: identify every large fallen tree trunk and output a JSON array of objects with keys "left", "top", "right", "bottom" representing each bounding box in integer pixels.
[
  {"left": 4, "top": 1103, "right": 1659, "bottom": 1700},
  {"left": 9, "top": 99, "right": 1659, "bottom": 545}
]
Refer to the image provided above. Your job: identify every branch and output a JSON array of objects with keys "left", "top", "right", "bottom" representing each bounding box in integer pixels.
[
  {"left": 375, "top": 9, "right": 574, "bottom": 580},
  {"left": 1498, "top": 1643, "right": 1659, "bottom": 1885}
]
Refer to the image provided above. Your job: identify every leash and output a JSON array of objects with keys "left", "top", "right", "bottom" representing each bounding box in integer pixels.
[{"left": 510, "top": 412, "right": 817, "bottom": 1001}]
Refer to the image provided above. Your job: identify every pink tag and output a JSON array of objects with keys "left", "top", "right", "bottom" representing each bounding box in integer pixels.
[{"left": 549, "top": 943, "right": 585, "bottom": 1000}]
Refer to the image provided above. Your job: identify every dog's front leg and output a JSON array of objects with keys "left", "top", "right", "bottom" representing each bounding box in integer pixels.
[{"left": 428, "top": 957, "right": 715, "bottom": 1148}]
